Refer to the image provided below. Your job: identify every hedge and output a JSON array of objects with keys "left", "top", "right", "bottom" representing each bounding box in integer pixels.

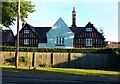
[{"left": 1, "top": 46, "right": 119, "bottom": 54}]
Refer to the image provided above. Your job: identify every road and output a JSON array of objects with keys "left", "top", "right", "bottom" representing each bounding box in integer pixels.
[{"left": 1, "top": 72, "right": 119, "bottom": 84}]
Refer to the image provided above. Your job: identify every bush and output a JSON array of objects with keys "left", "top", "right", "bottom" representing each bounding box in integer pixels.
[
  {"left": 112, "top": 48, "right": 120, "bottom": 70},
  {"left": 19, "top": 56, "right": 30, "bottom": 66},
  {"left": 1, "top": 46, "right": 116, "bottom": 54},
  {"left": 39, "top": 63, "right": 52, "bottom": 67}
]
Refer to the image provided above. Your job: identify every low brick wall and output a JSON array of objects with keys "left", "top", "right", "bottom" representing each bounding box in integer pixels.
[
  {"left": 69, "top": 53, "right": 114, "bottom": 69},
  {"left": 1, "top": 52, "right": 116, "bottom": 69},
  {"left": 35, "top": 52, "right": 51, "bottom": 67}
]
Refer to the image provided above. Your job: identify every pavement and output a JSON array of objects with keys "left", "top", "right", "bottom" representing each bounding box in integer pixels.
[{"left": 1, "top": 71, "right": 120, "bottom": 84}]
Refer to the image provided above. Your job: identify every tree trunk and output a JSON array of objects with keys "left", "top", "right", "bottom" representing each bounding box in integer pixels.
[{"left": 15, "top": 0, "right": 20, "bottom": 68}]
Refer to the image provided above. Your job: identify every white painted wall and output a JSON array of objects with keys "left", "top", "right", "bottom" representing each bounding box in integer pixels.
[
  {"left": 38, "top": 18, "right": 74, "bottom": 48},
  {"left": 46, "top": 17, "right": 74, "bottom": 48},
  {"left": 38, "top": 43, "right": 47, "bottom": 48}
]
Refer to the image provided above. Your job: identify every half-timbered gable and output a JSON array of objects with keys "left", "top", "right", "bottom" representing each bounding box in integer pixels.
[
  {"left": 14, "top": 22, "right": 51, "bottom": 47},
  {"left": 71, "top": 7, "right": 105, "bottom": 48},
  {"left": 15, "top": 23, "right": 39, "bottom": 47},
  {"left": 74, "top": 22, "right": 105, "bottom": 48}
]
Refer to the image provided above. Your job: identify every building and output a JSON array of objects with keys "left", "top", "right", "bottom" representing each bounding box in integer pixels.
[
  {"left": 14, "top": 7, "right": 105, "bottom": 48},
  {"left": 106, "top": 41, "right": 120, "bottom": 48},
  {"left": 39, "top": 17, "right": 74, "bottom": 48},
  {"left": 0, "top": 30, "right": 14, "bottom": 46},
  {"left": 71, "top": 7, "right": 105, "bottom": 48},
  {"left": 73, "top": 22, "right": 105, "bottom": 48},
  {"left": 14, "top": 22, "right": 51, "bottom": 47}
]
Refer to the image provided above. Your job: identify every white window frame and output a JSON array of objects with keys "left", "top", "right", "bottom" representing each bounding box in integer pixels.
[
  {"left": 24, "top": 39, "right": 29, "bottom": 45},
  {"left": 24, "top": 30, "right": 29, "bottom": 34},
  {"left": 56, "top": 37, "right": 64, "bottom": 45},
  {"left": 86, "top": 38, "right": 92, "bottom": 46},
  {"left": 86, "top": 27, "right": 92, "bottom": 32}
]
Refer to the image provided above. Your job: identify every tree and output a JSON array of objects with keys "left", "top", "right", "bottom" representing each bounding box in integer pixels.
[
  {"left": 99, "top": 27, "right": 107, "bottom": 47},
  {"left": 99, "top": 27, "right": 104, "bottom": 36},
  {"left": 1, "top": 1, "right": 35, "bottom": 28},
  {"left": 1, "top": 1, "right": 35, "bottom": 68},
  {"left": 15, "top": 0, "right": 20, "bottom": 69}
]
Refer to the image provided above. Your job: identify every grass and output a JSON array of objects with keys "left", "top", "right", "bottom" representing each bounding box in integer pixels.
[{"left": 1, "top": 66, "right": 120, "bottom": 77}]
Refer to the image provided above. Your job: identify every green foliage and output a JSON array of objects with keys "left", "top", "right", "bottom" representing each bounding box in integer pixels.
[
  {"left": 1, "top": 46, "right": 117, "bottom": 54},
  {"left": 99, "top": 27, "right": 104, "bottom": 36},
  {"left": 19, "top": 56, "right": 30, "bottom": 66},
  {"left": 112, "top": 48, "right": 120, "bottom": 70},
  {"left": 19, "top": 56, "right": 27, "bottom": 63},
  {"left": 1, "top": 1, "right": 35, "bottom": 28},
  {"left": 0, "top": 26, "right": 3, "bottom": 31},
  {"left": 41, "top": 63, "right": 52, "bottom": 67}
]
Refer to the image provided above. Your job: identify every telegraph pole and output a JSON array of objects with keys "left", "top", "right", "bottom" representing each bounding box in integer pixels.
[{"left": 15, "top": 0, "right": 20, "bottom": 68}]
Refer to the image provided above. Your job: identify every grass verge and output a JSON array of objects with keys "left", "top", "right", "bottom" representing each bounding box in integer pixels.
[{"left": 1, "top": 66, "right": 120, "bottom": 77}]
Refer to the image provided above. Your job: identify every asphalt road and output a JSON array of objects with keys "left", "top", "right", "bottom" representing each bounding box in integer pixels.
[
  {"left": 1, "top": 72, "right": 119, "bottom": 84},
  {"left": 1, "top": 76, "right": 118, "bottom": 84}
]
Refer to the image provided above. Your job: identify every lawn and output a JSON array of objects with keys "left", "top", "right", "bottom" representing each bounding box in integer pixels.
[{"left": 0, "top": 66, "right": 119, "bottom": 77}]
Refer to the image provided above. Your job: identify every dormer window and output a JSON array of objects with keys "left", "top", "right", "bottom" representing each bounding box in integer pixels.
[
  {"left": 24, "top": 30, "right": 29, "bottom": 34},
  {"left": 86, "top": 28, "right": 92, "bottom": 32}
]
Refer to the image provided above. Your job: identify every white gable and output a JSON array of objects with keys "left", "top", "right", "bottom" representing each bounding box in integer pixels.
[
  {"left": 38, "top": 17, "right": 74, "bottom": 48},
  {"left": 48, "top": 17, "right": 73, "bottom": 37},
  {"left": 52, "top": 17, "right": 70, "bottom": 31}
]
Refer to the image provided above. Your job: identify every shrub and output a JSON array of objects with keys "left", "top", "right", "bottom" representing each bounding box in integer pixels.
[
  {"left": 112, "top": 48, "right": 120, "bottom": 70},
  {"left": 40, "top": 63, "right": 52, "bottom": 67},
  {"left": 1, "top": 46, "right": 116, "bottom": 54},
  {"left": 19, "top": 56, "right": 30, "bottom": 66}
]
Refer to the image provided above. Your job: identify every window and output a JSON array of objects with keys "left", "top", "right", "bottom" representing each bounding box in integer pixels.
[
  {"left": 24, "top": 30, "right": 29, "bottom": 34},
  {"left": 56, "top": 37, "right": 64, "bottom": 45},
  {"left": 86, "top": 38, "right": 92, "bottom": 46},
  {"left": 24, "top": 39, "right": 29, "bottom": 45},
  {"left": 86, "top": 28, "right": 92, "bottom": 32}
]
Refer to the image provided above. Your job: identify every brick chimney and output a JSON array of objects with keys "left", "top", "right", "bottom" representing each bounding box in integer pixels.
[{"left": 71, "top": 7, "right": 77, "bottom": 32}]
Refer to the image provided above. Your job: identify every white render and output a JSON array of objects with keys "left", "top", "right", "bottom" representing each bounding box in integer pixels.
[
  {"left": 38, "top": 17, "right": 74, "bottom": 48},
  {"left": 38, "top": 43, "right": 47, "bottom": 48}
]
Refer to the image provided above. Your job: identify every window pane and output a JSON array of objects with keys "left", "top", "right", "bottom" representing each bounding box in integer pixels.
[
  {"left": 86, "top": 28, "right": 92, "bottom": 32},
  {"left": 56, "top": 38, "right": 58, "bottom": 44},
  {"left": 24, "top": 39, "right": 29, "bottom": 45},
  {"left": 59, "top": 38, "right": 61, "bottom": 44},
  {"left": 62, "top": 38, "right": 64, "bottom": 44},
  {"left": 86, "top": 38, "right": 92, "bottom": 46},
  {"left": 56, "top": 37, "right": 64, "bottom": 45},
  {"left": 86, "top": 39, "right": 88, "bottom": 46},
  {"left": 24, "top": 30, "right": 29, "bottom": 34}
]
